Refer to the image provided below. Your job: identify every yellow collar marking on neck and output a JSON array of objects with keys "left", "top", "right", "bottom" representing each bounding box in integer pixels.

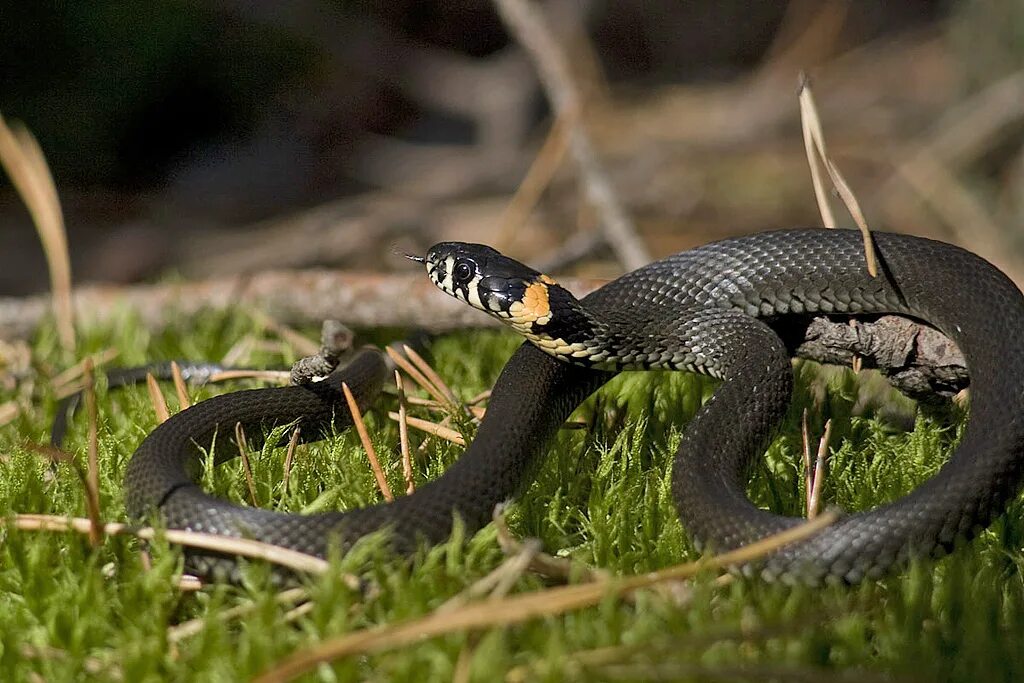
[{"left": 507, "top": 279, "right": 552, "bottom": 329}]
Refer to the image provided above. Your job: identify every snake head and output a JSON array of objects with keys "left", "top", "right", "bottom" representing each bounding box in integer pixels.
[{"left": 422, "top": 242, "right": 564, "bottom": 332}]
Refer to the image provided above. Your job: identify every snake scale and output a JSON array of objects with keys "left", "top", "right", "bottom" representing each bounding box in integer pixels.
[{"left": 124, "top": 228, "right": 1024, "bottom": 582}]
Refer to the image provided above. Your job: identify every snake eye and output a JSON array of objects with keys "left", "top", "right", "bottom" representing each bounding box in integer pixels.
[{"left": 453, "top": 259, "right": 474, "bottom": 285}]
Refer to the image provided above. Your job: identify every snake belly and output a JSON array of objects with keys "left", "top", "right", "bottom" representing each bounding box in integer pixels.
[{"left": 124, "top": 228, "right": 1024, "bottom": 582}]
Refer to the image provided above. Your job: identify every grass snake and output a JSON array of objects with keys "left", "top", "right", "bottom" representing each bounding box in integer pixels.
[{"left": 124, "top": 228, "right": 1024, "bottom": 582}]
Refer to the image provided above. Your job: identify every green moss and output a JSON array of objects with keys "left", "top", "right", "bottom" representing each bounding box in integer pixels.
[{"left": 1, "top": 310, "right": 1022, "bottom": 681}]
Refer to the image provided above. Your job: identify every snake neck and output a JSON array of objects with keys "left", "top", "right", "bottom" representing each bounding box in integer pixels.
[{"left": 516, "top": 281, "right": 707, "bottom": 373}]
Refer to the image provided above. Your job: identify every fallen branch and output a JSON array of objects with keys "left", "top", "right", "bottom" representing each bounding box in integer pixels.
[
  {"left": 0, "top": 271, "right": 606, "bottom": 341},
  {"left": 2, "top": 274, "right": 969, "bottom": 400}
]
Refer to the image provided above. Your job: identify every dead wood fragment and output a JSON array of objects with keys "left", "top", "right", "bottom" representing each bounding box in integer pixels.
[{"left": 790, "top": 315, "right": 967, "bottom": 400}]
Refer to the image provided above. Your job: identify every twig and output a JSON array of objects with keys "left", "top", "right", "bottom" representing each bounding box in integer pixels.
[
  {"left": 495, "top": 112, "right": 573, "bottom": 249},
  {"left": 535, "top": 229, "right": 604, "bottom": 274},
  {"left": 253, "top": 512, "right": 838, "bottom": 683},
  {"left": 492, "top": 0, "right": 650, "bottom": 271},
  {"left": 342, "top": 382, "right": 394, "bottom": 501},
  {"left": 793, "top": 315, "right": 969, "bottom": 400},
  {"left": 0, "top": 115, "right": 75, "bottom": 352},
  {"left": 395, "top": 371, "right": 414, "bottom": 495},
  {"left": 234, "top": 422, "right": 260, "bottom": 507},
  {"left": 888, "top": 147, "right": 1018, "bottom": 281},
  {"left": 283, "top": 601, "right": 315, "bottom": 623},
  {"left": 402, "top": 395, "right": 444, "bottom": 409}
]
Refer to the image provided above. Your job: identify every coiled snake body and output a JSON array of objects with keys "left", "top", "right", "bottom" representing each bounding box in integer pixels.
[{"left": 124, "top": 229, "right": 1024, "bottom": 582}]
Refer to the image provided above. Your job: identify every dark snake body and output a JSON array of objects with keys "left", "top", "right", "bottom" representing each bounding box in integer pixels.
[{"left": 124, "top": 229, "right": 1024, "bottom": 582}]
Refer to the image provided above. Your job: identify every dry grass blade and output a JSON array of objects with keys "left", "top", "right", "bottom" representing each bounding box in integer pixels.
[
  {"left": 492, "top": 0, "right": 649, "bottom": 271},
  {"left": 495, "top": 112, "right": 573, "bottom": 249},
  {"left": 807, "top": 419, "right": 833, "bottom": 519},
  {"left": 234, "top": 422, "right": 260, "bottom": 507},
  {"left": 254, "top": 512, "right": 837, "bottom": 683},
  {"left": 590, "top": 662, "right": 902, "bottom": 683},
  {"left": 81, "top": 358, "right": 102, "bottom": 547},
  {"left": 467, "top": 390, "right": 491, "bottom": 406},
  {"left": 384, "top": 346, "right": 449, "bottom": 409},
  {"left": 20, "top": 644, "right": 121, "bottom": 681},
  {"left": 387, "top": 411, "right": 466, "bottom": 446},
  {"left": 282, "top": 426, "right": 301, "bottom": 496},
  {"left": 850, "top": 321, "right": 863, "bottom": 373},
  {"left": 342, "top": 382, "right": 394, "bottom": 501},
  {"left": 177, "top": 575, "right": 203, "bottom": 592},
  {"left": 170, "top": 361, "right": 190, "bottom": 410},
  {"left": 440, "top": 538, "right": 542, "bottom": 613},
  {"left": 823, "top": 157, "right": 876, "bottom": 275},
  {"left": 220, "top": 335, "right": 257, "bottom": 368},
  {"left": 402, "top": 395, "right": 443, "bottom": 409},
  {"left": 402, "top": 344, "right": 462, "bottom": 410},
  {"left": 892, "top": 148, "right": 1011, "bottom": 269},
  {"left": 252, "top": 311, "right": 321, "bottom": 358},
  {"left": 394, "top": 371, "right": 414, "bottom": 494},
  {"left": 799, "top": 74, "right": 836, "bottom": 230},
  {"left": 167, "top": 587, "right": 309, "bottom": 643},
  {"left": 801, "top": 408, "right": 812, "bottom": 508},
  {"left": 494, "top": 508, "right": 605, "bottom": 584},
  {"left": 51, "top": 348, "right": 119, "bottom": 396},
  {"left": 145, "top": 373, "right": 170, "bottom": 424},
  {"left": 11, "top": 514, "right": 331, "bottom": 575},
  {"left": 797, "top": 75, "right": 877, "bottom": 277},
  {"left": 283, "top": 601, "right": 315, "bottom": 623},
  {"left": 449, "top": 538, "right": 544, "bottom": 683},
  {"left": 0, "top": 115, "right": 75, "bottom": 352}
]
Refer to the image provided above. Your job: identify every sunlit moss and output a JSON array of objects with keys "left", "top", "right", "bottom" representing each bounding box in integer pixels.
[{"left": 0, "top": 310, "right": 1021, "bottom": 681}]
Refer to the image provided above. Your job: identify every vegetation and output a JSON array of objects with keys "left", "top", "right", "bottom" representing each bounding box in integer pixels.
[{"left": 2, "top": 310, "right": 1023, "bottom": 682}]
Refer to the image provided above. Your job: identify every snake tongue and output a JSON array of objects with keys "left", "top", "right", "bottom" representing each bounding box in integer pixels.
[{"left": 390, "top": 243, "right": 426, "bottom": 263}]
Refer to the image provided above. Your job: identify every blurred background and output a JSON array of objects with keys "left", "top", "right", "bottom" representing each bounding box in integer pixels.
[{"left": 2, "top": 0, "right": 1023, "bottom": 296}]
